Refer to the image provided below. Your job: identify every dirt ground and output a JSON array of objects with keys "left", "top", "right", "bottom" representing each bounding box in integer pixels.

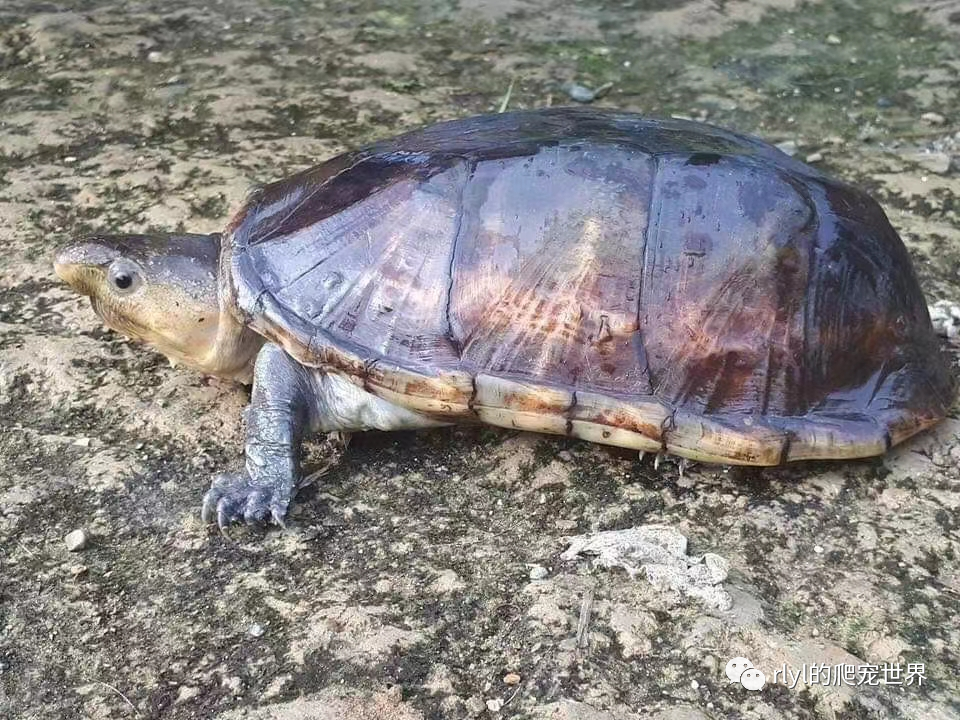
[{"left": 2, "top": 1, "right": 960, "bottom": 718}]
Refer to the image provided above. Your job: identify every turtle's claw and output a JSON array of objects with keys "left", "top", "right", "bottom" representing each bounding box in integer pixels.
[
  {"left": 201, "top": 471, "right": 293, "bottom": 529},
  {"left": 270, "top": 507, "right": 289, "bottom": 529}
]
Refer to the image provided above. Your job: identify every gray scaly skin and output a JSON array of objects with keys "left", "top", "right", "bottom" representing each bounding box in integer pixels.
[
  {"left": 203, "top": 344, "right": 311, "bottom": 526},
  {"left": 55, "top": 233, "right": 440, "bottom": 528}
]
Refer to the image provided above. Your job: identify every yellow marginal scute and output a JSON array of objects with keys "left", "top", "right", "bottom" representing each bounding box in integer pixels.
[{"left": 665, "top": 410, "right": 787, "bottom": 466}]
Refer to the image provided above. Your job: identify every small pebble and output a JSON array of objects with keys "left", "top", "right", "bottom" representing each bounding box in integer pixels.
[
  {"left": 486, "top": 698, "right": 504, "bottom": 712},
  {"left": 248, "top": 623, "right": 265, "bottom": 638},
  {"left": 561, "top": 81, "right": 613, "bottom": 104},
  {"left": 805, "top": 151, "right": 824, "bottom": 163},
  {"left": 813, "top": 544, "right": 824, "bottom": 554},
  {"left": 72, "top": 437, "right": 91, "bottom": 447},
  {"left": 826, "top": 34, "right": 841, "bottom": 45},
  {"left": 529, "top": 564, "right": 549, "bottom": 581},
  {"left": 68, "top": 564, "right": 88, "bottom": 577},
  {"left": 775, "top": 140, "right": 798, "bottom": 156},
  {"left": 921, "top": 112, "right": 946, "bottom": 125},
  {"left": 503, "top": 672, "right": 521, "bottom": 685},
  {"left": 564, "top": 84, "right": 596, "bottom": 103},
  {"left": 64, "top": 528, "right": 90, "bottom": 552}
]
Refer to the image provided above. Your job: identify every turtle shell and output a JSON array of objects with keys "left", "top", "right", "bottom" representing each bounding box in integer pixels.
[{"left": 222, "top": 108, "right": 955, "bottom": 465}]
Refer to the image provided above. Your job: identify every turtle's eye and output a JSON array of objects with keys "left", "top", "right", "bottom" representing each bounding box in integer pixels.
[{"left": 107, "top": 260, "right": 142, "bottom": 295}]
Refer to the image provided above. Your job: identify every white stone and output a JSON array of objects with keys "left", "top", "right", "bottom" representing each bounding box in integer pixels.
[{"left": 64, "top": 528, "right": 90, "bottom": 552}]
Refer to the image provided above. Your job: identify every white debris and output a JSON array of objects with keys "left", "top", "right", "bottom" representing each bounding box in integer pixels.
[
  {"left": 561, "top": 525, "right": 732, "bottom": 610},
  {"left": 929, "top": 300, "right": 960, "bottom": 341}
]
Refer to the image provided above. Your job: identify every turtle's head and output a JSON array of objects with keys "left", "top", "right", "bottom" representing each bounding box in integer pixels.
[{"left": 55, "top": 233, "right": 260, "bottom": 381}]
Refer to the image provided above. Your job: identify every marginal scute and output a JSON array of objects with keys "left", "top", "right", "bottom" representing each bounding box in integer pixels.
[
  {"left": 568, "top": 422, "right": 663, "bottom": 453},
  {"left": 664, "top": 410, "right": 788, "bottom": 466},
  {"left": 474, "top": 406, "right": 569, "bottom": 436},
  {"left": 776, "top": 415, "right": 887, "bottom": 462},
  {"left": 880, "top": 408, "right": 944, "bottom": 447},
  {"left": 366, "top": 362, "right": 474, "bottom": 417},
  {"left": 473, "top": 375, "right": 572, "bottom": 415},
  {"left": 568, "top": 391, "right": 669, "bottom": 448}
]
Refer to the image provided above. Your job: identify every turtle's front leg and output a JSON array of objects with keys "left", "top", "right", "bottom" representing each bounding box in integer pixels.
[{"left": 202, "top": 343, "right": 313, "bottom": 528}]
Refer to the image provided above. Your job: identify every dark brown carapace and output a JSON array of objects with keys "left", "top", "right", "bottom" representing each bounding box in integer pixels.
[{"left": 223, "top": 108, "right": 955, "bottom": 465}]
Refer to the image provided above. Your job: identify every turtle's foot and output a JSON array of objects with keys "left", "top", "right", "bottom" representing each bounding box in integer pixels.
[{"left": 201, "top": 470, "right": 294, "bottom": 529}]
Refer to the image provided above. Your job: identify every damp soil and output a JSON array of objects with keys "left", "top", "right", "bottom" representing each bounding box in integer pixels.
[{"left": 2, "top": 1, "right": 960, "bottom": 719}]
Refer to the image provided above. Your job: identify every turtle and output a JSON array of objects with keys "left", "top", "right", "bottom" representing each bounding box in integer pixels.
[{"left": 54, "top": 107, "right": 956, "bottom": 528}]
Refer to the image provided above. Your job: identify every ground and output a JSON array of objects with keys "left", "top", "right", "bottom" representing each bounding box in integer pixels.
[{"left": 1, "top": 1, "right": 960, "bottom": 718}]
